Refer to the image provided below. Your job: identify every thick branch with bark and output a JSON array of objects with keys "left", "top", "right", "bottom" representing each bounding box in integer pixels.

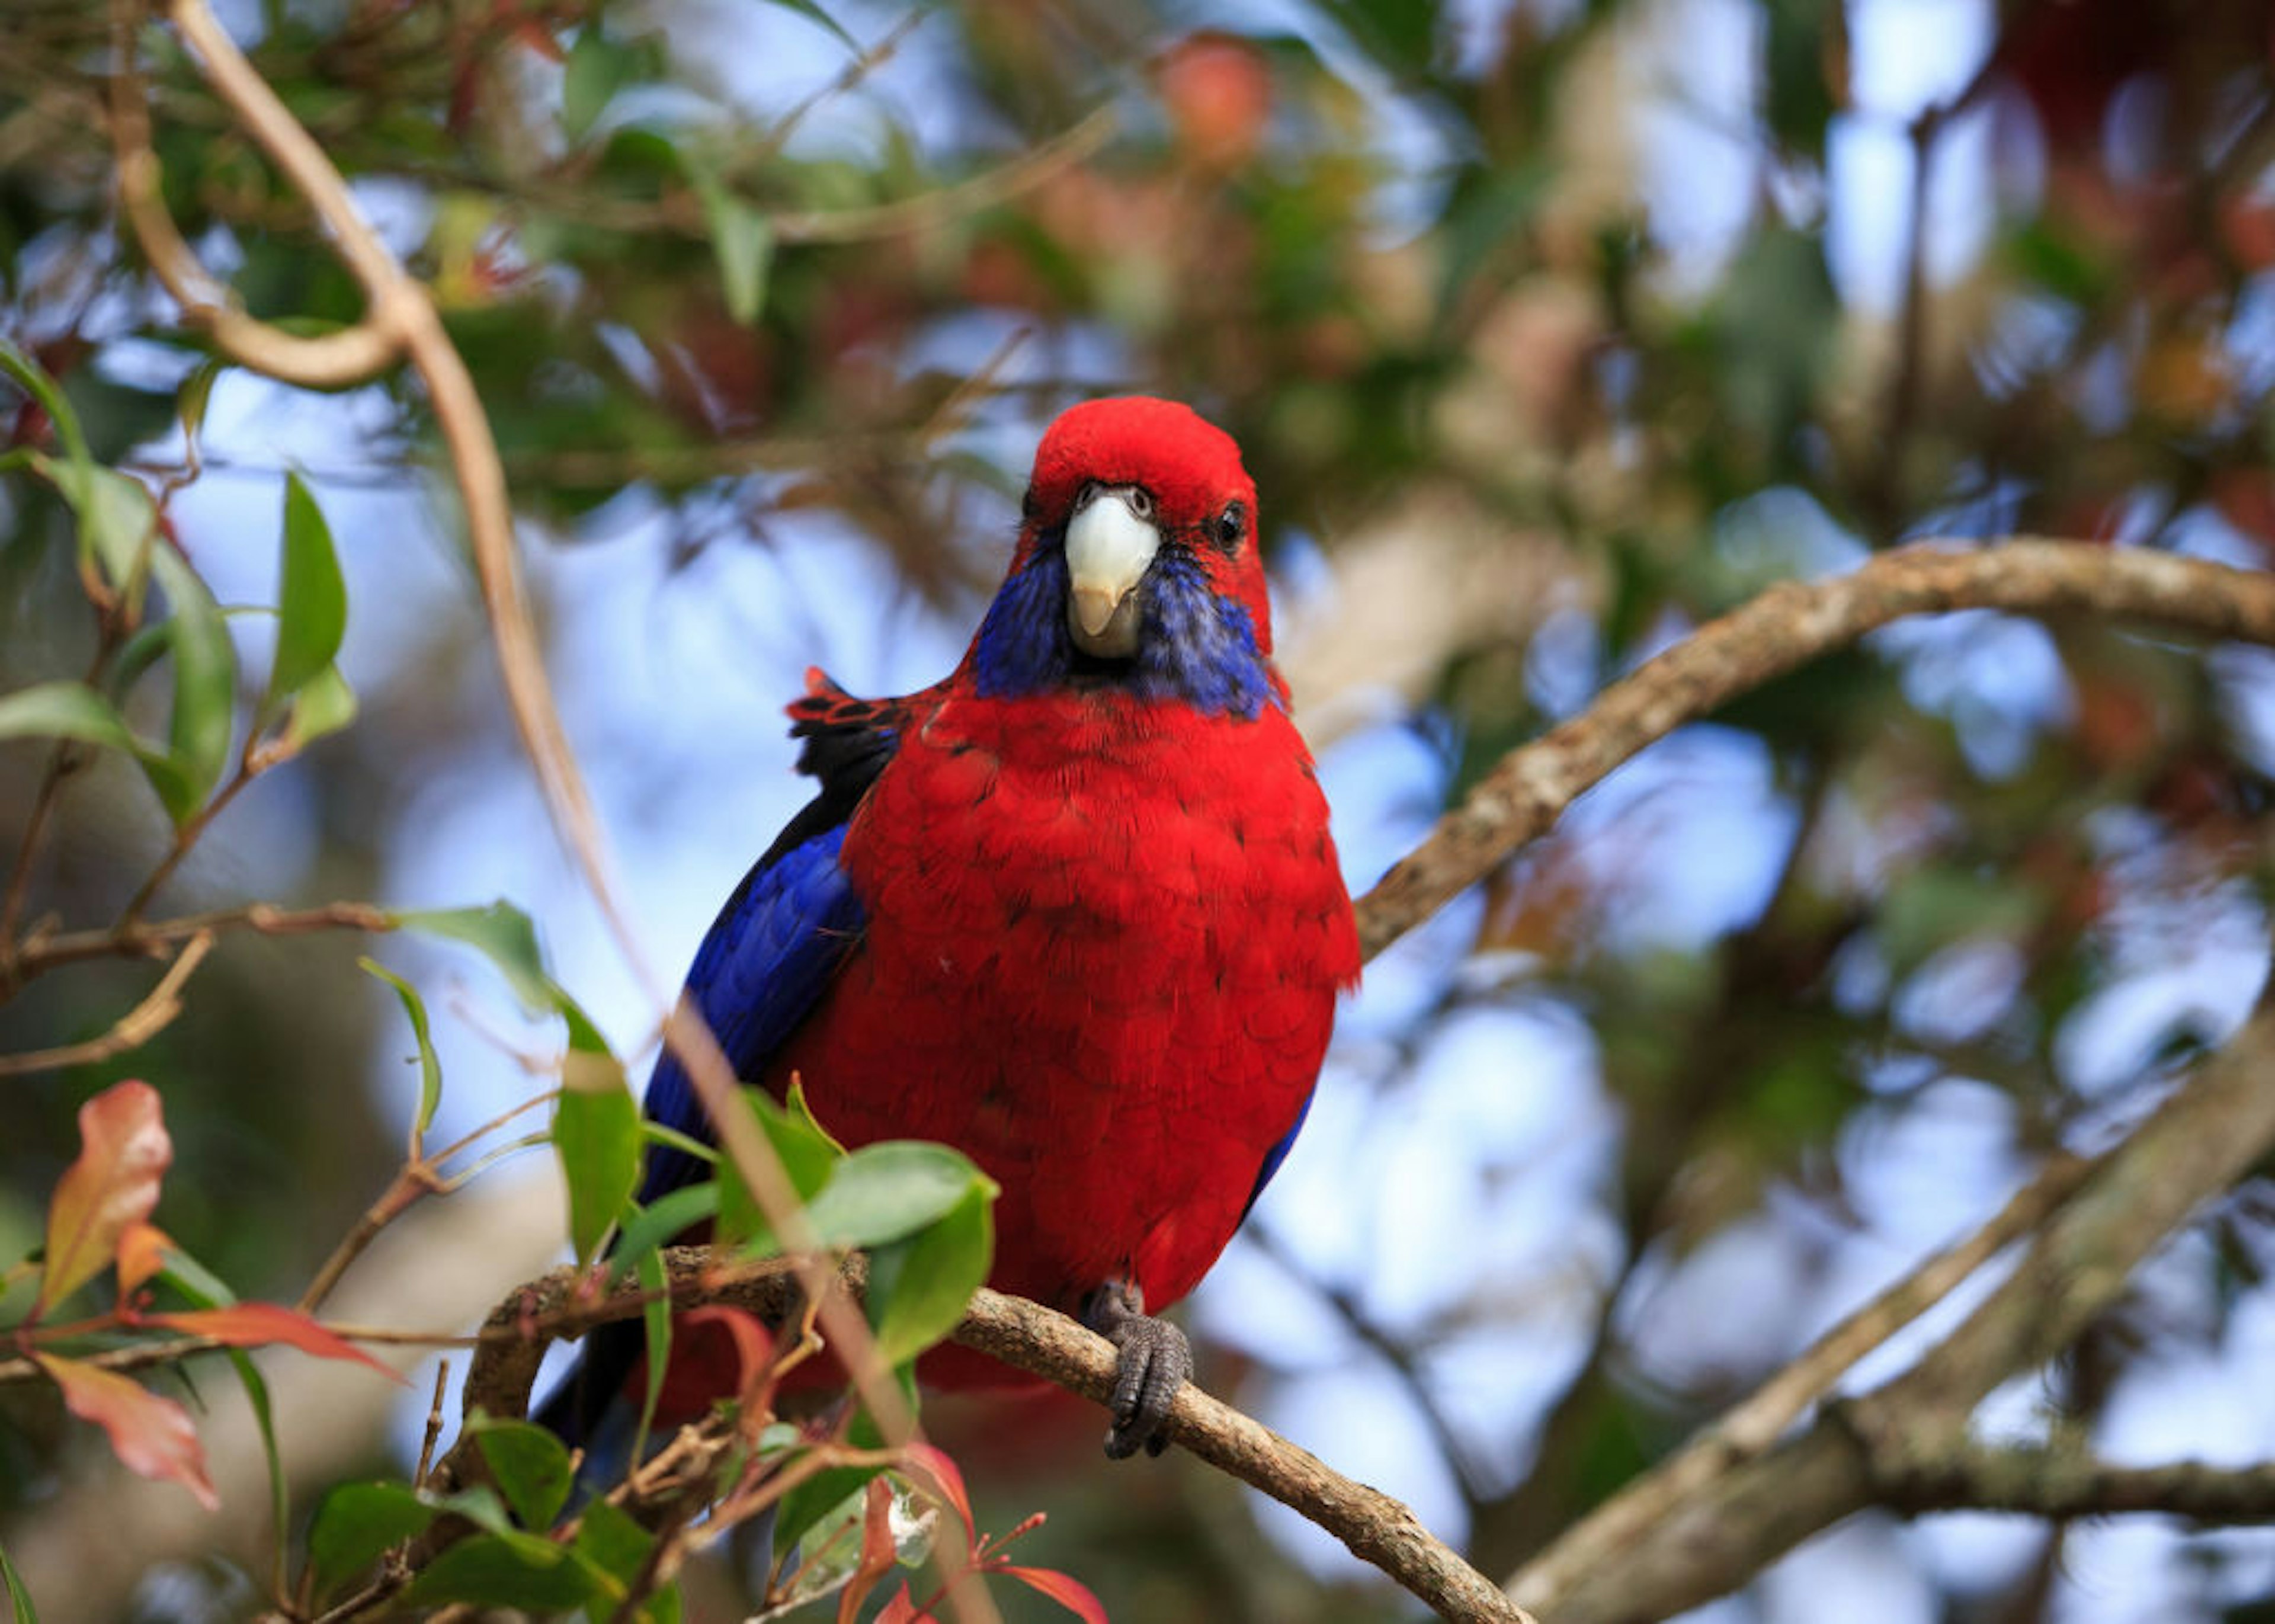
[
  {"left": 1354, "top": 541, "right": 2275, "bottom": 954},
  {"left": 1512, "top": 997, "right": 2275, "bottom": 1623},
  {"left": 443, "top": 1252, "right": 1537, "bottom": 1624},
  {"left": 1866, "top": 1440, "right": 2275, "bottom": 1523}
]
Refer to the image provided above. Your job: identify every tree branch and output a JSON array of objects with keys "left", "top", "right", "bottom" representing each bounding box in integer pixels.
[
  {"left": 1354, "top": 540, "right": 2275, "bottom": 957},
  {"left": 1505, "top": 1142, "right": 2104, "bottom": 1609},
  {"left": 438, "top": 1250, "right": 1539, "bottom": 1624},
  {"left": 0, "top": 928, "right": 212, "bottom": 1076},
  {"left": 1866, "top": 1438, "right": 2275, "bottom": 1523},
  {"left": 1514, "top": 995, "right": 2275, "bottom": 1623},
  {"left": 2, "top": 901, "right": 396, "bottom": 996}
]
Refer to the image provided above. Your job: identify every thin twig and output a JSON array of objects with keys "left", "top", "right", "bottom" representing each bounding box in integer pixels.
[
  {"left": 0, "top": 632, "right": 127, "bottom": 985},
  {"left": 0, "top": 929, "right": 214, "bottom": 1077},
  {"left": 768, "top": 108, "right": 1117, "bottom": 245},
  {"left": 293, "top": 1167, "right": 440, "bottom": 1317},
  {"left": 4, "top": 899, "right": 395, "bottom": 989},
  {"left": 113, "top": 761, "right": 258, "bottom": 928},
  {"left": 108, "top": 3, "right": 401, "bottom": 388},
  {"left": 1247, "top": 1221, "right": 1491, "bottom": 1501},
  {"left": 415, "top": 1360, "right": 449, "bottom": 1485},
  {"left": 1505, "top": 1145, "right": 2103, "bottom": 1609},
  {"left": 0, "top": 740, "right": 84, "bottom": 964}
]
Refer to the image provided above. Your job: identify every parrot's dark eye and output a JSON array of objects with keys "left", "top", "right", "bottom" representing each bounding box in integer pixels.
[
  {"left": 1212, "top": 502, "right": 1247, "bottom": 552},
  {"left": 1127, "top": 486, "right": 1155, "bottom": 520}
]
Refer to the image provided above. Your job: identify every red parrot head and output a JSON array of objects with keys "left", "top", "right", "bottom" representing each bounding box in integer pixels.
[{"left": 971, "top": 397, "right": 1280, "bottom": 717}]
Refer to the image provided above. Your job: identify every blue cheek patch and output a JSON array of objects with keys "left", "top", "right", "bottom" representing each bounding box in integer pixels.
[
  {"left": 973, "top": 541, "right": 1274, "bottom": 719},
  {"left": 975, "top": 547, "right": 1075, "bottom": 699}
]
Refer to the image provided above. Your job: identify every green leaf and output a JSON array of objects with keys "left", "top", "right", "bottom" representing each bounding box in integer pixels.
[
  {"left": 156, "top": 1234, "right": 290, "bottom": 1579},
  {"left": 0, "top": 338, "right": 89, "bottom": 467},
  {"left": 764, "top": 0, "right": 860, "bottom": 52},
  {"left": 573, "top": 1500, "right": 680, "bottom": 1624},
  {"left": 607, "top": 1182, "right": 720, "bottom": 1287},
  {"left": 174, "top": 358, "right": 225, "bottom": 448},
  {"left": 865, "top": 1181, "right": 994, "bottom": 1366},
  {"left": 764, "top": 1475, "right": 889, "bottom": 1613},
  {"left": 225, "top": 1350, "right": 289, "bottom": 1597},
  {"left": 555, "top": 1032, "right": 639, "bottom": 1264},
  {"left": 0, "top": 678, "right": 193, "bottom": 817},
  {"left": 361, "top": 959, "right": 443, "bottom": 1143},
  {"left": 1317, "top": 0, "right": 1438, "bottom": 79},
  {"left": 805, "top": 1141, "right": 994, "bottom": 1250},
  {"left": 688, "top": 168, "right": 772, "bottom": 325},
  {"left": 265, "top": 473, "right": 348, "bottom": 713},
  {"left": 0, "top": 680, "right": 172, "bottom": 779},
  {"left": 1762, "top": 0, "right": 1842, "bottom": 156},
  {"left": 397, "top": 901, "right": 555, "bottom": 1014},
  {"left": 280, "top": 661, "right": 358, "bottom": 752},
  {"left": 471, "top": 1417, "right": 574, "bottom": 1530},
  {"left": 107, "top": 621, "right": 172, "bottom": 704},
  {"left": 563, "top": 28, "right": 630, "bottom": 144},
  {"left": 145, "top": 540, "right": 237, "bottom": 816},
  {"left": 639, "top": 1119, "right": 717, "bottom": 1170},
  {"left": 154, "top": 1245, "right": 239, "bottom": 1310},
  {"left": 784, "top": 1078, "right": 845, "bottom": 1154},
  {"left": 634, "top": 1245, "right": 671, "bottom": 1462},
  {"left": 306, "top": 1481, "right": 438, "bottom": 1597},
  {"left": 400, "top": 1531, "right": 594, "bottom": 1610},
  {"left": 57, "top": 461, "right": 163, "bottom": 598},
  {"left": 774, "top": 1406, "right": 888, "bottom": 1560},
  {"left": 0, "top": 346, "right": 163, "bottom": 600},
  {"left": 421, "top": 1482, "right": 521, "bottom": 1537},
  {"left": 716, "top": 1090, "right": 842, "bottom": 1251},
  {"left": 1, "top": 1544, "right": 37, "bottom": 1624}
]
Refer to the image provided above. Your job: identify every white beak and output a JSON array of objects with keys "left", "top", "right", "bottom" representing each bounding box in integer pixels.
[{"left": 1063, "top": 487, "right": 1159, "bottom": 658}]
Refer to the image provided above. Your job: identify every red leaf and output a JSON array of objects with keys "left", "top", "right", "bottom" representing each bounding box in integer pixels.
[
  {"left": 678, "top": 1306, "right": 773, "bottom": 1407},
  {"left": 149, "top": 1304, "right": 403, "bottom": 1380},
  {"left": 873, "top": 1583, "right": 930, "bottom": 1624},
  {"left": 37, "top": 1081, "right": 171, "bottom": 1317},
  {"left": 116, "top": 1221, "right": 175, "bottom": 1294},
  {"left": 997, "top": 1565, "right": 1111, "bottom": 1624},
  {"left": 35, "top": 1353, "right": 218, "bottom": 1511},
  {"left": 836, "top": 1476, "right": 899, "bottom": 1624},
  {"left": 896, "top": 1440, "right": 973, "bottom": 1536}
]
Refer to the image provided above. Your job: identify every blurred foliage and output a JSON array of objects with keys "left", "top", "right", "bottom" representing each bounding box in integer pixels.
[{"left": 8, "top": 0, "right": 2275, "bottom": 1619}]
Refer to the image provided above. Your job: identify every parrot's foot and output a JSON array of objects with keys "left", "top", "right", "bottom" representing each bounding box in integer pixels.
[{"left": 1082, "top": 1280, "right": 1191, "bottom": 1460}]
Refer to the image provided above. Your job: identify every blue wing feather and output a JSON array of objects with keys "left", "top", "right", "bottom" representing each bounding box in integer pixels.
[
  {"left": 538, "top": 671, "right": 898, "bottom": 1450},
  {"left": 636, "top": 822, "right": 864, "bottom": 1205},
  {"left": 1241, "top": 1088, "right": 1313, "bottom": 1220}
]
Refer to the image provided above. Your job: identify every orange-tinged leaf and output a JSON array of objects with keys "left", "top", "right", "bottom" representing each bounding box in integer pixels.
[
  {"left": 873, "top": 1584, "right": 927, "bottom": 1624},
  {"left": 116, "top": 1221, "right": 175, "bottom": 1294},
  {"left": 836, "top": 1477, "right": 899, "bottom": 1624},
  {"left": 897, "top": 1441, "right": 972, "bottom": 1536},
  {"left": 997, "top": 1565, "right": 1110, "bottom": 1624},
  {"left": 37, "top": 1081, "right": 171, "bottom": 1317},
  {"left": 148, "top": 1305, "right": 402, "bottom": 1380},
  {"left": 34, "top": 1353, "right": 217, "bottom": 1511}
]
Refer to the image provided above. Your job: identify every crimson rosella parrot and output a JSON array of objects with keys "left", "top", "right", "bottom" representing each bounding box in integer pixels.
[{"left": 539, "top": 396, "right": 1359, "bottom": 1459}]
